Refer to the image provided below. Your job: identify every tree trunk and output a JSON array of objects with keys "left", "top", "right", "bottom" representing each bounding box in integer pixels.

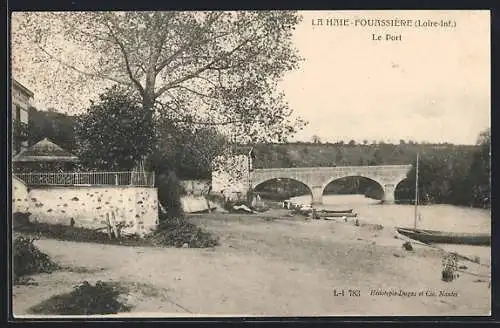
[
  {"left": 142, "top": 94, "right": 155, "bottom": 121},
  {"left": 142, "top": 92, "right": 157, "bottom": 155}
]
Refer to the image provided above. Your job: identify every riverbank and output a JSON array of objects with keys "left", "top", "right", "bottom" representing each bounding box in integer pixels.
[
  {"left": 289, "top": 194, "right": 491, "bottom": 232},
  {"left": 14, "top": 208, "right": 490, "bottom": 317}
]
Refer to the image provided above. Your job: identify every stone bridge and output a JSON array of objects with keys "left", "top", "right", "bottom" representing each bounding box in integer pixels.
[{"left": 251, "top": 165, "right": 412, "bottom": 205}]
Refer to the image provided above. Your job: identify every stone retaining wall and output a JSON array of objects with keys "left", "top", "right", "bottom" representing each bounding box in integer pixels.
[{"left": 12, "top": 184, "right": 159, "bottom": 235}]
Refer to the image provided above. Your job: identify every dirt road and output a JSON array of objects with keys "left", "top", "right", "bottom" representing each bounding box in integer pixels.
[{"left": 13, "top": 212, "right": 491, "bottom": 317}]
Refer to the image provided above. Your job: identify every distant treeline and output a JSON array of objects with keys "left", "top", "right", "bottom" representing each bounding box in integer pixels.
[
  {"left": 22, "top": 108, "right": 490, "bottom": 208},
  {"left": 250, "top": 142, "right": 478, "bottom": 168}
]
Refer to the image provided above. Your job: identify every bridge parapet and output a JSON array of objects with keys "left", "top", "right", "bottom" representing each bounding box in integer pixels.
[
  {"left": 253, "top": 165, "right": 411, "bottom": 178},
  {"left": 253, "top": 164, "right": 411, "bottom": 171}
]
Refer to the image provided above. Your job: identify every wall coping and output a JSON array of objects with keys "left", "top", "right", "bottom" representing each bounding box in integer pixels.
[{"left": 28, "top": 185, "right": 157, "bottom": 190}]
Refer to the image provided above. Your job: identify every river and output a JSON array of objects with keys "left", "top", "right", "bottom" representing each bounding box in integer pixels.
[{"left": 288, "top": 194, "right": 491, "bottom": 265}]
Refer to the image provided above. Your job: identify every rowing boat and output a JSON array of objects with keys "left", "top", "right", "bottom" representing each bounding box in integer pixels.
[
  {"left": 319, "top": 212, "right": 358, "bottom": 218},
  {"left": 296, "top": 208, "right": 358, "bottom": 218},
  {"left": 323, "top": 214, "right": 358, "bottom": 220},
  {"left": 396, "top": 227, "right": 491, "bottom": 246},
  {"left": 317, "top": 209, "right": 353, "bottom": 214}
]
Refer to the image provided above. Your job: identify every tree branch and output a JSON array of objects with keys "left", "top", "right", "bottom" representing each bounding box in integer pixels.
[
  {"left": 170, "top": 85, "right": 216, "bottom": 99},
  {"left": 150, "top": 13, "right": 175, "bottom": 68},
  {"left": 193, "top": 75, "right": 220, "bottom": 88},
  {"left": 67, "top": 23, "right": 113, "bottom": 43},
  {"left": 155, "top": 95, "right": 186, "bottom": 119},
  {"left": 154, "top": 12, "right": 228, "bottom": 73},
  {"left": 154, "top": 99, "right": 269, "bottom": 127},
  {"left": 104, "top": 20, "right": 146, "bottom": 98},
  {"left": 154, "top": 35, "right": 256, "bottom": 98},
  {"left": 35, "top": 44, "right": 133, "bottom": 86}
]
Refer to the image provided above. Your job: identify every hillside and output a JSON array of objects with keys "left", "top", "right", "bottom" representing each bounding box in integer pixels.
[
  {"left": 28, "top": 107, "right": 77, "bottom": 152},
  {"left": 251, "top": 142, "right": 479, "bottom": 169}
]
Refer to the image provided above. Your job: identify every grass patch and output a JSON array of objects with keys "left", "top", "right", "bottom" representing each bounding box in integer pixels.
[
  {"left": 28, "top": 281, "right": 132, "bottom": 315},
  {"left": 15, "top": 222, "right": 147, "bottom": 247},
  {"left": 13, "top": 236, "right": 59, "bottom": 284},
  {"left": 14, "top": 215, "right": 219, "bottom": 249}
]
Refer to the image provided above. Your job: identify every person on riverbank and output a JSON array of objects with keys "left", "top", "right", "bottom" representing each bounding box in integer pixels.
[{"left": 311, "top": 208, "right": 319, "bottom": 220}]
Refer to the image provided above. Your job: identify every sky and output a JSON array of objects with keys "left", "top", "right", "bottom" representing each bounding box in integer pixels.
[
  {"left": 280, "top": 10, "right": 490, "bottom": 145},
  {"left": 11, "top": 10, "right": 490, "bottom": 145}
]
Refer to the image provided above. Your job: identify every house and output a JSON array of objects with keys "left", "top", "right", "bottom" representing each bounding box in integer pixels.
[
  {"left": 13, "top": 137, "right": 79, "bottom": 173},
  {"left": 12, "top": 79, "right": 34, "bottom": 154}
]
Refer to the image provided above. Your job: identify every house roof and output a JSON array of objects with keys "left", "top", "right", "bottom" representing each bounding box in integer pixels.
[
  {"left": 13, "top": 138, "right": 79, "bottom": 163},
  {"left": 13, "top": 79, "right": 34, "bottom": 98}
]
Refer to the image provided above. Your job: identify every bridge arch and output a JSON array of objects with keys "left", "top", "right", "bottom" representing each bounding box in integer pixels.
[
  {"left": 253, "top": 177, "right": 313, "bottom": 203},
  {"left": 321, "top": 175, "right": 386, "bottom": 204},
  {"left": 394, "top": 177, "right": 414, "bottom": 204},
  {"left": 321, "top": 175, "right": 385, "bottom": 195},
  {"left": 252, "top": 176, "right": 311, "bottom": 192}
]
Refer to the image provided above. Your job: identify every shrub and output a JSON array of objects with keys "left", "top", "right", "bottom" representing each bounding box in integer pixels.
[
  {"left": 13, "top": 236, "right": 59, "bottom": 283},
  {"left": 149, "top": 214, "right": 219, "bottom": 248},
  {"left": 441, "top": 253, "right": 459, "bottom": 282},
  {"left": 222, "top": 199, "right": 239, "bottom": 211},
  {"left": 15, "top": 218, "right": 218, "bottom": 249},
  {"left": 28, "top": 280, "right": 131, "bottom": 315},
  {"left": 14, "top": 222, "right": 144, "bottom": 246},
  {"left": 13, "top": 212, "right": 31, "bottom": 229}
]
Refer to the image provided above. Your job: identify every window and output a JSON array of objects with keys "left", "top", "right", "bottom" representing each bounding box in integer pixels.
[{"left": 15, "top": 105, "right": 21, "bottom": 122}]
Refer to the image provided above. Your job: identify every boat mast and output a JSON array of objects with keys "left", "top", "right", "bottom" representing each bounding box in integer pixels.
[{"left": 414, "top": 152, "right": 419, "bottom": 229}]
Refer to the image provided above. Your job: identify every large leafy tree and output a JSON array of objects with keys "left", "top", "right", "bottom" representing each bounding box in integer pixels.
[
  {"left": 148, "top": 114, "right": 228, "bottom": 179},
  {"left": 75, "top": 86, "right": 155, "bottom": 170},
  {"left": 13, "top": 11, "right": 306, "bottom": 146}
]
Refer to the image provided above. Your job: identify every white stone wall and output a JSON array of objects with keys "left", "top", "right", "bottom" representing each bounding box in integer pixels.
[
  {"left": 180, "top": 196, "right": 217, "bottom": 213},
  {"left": 180, "top": 180, "right": 211, "bottom": 196},
  {"left": 211, "top": 155, "right": 250, "bottom": 201},
  {"left": 12, "top": 185, "right": 159, "bottom": 235},
  {"left": 12, "top": 176, "right": 30, "bottom": 213}
]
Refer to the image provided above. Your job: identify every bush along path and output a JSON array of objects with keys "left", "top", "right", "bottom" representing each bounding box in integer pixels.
[
  {"left": 27, "top": 281, "right": 132, "bottom": 315},
  {"left": 13, "top": 236, "right": 60, "bottom": 284},
  {"left": 14, "top": 213, "right": 219, "bottom": 249},
  {"left": 149, "top": 216, "right": 219, "bottom": 248}
]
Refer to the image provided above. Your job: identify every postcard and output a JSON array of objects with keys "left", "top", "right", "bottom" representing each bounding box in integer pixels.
[{"left": 11, "top": 10, "right": 491, "bottom": 318}]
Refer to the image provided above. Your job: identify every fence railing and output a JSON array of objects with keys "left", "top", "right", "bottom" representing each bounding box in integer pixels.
[{"left": 14, "top": 171, "right": 155, "bottom": 187}]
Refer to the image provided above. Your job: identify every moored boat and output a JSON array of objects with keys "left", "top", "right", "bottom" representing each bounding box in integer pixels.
[
  {"left": 295, "top": 208, "right": 357, "bottom": 217},
  {"left": 319, "top": 212, "right": 358, "bottom": 218},
  {"left": 396, "top": 227, "right": 491, "bottom": 246},
  {"left": 317, "top": 209, "right": 354, "bottom": 214}
]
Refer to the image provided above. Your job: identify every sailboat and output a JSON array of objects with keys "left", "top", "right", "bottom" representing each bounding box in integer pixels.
[{"left": 396, "top": 153, "right": 491, "bottom": 246}]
